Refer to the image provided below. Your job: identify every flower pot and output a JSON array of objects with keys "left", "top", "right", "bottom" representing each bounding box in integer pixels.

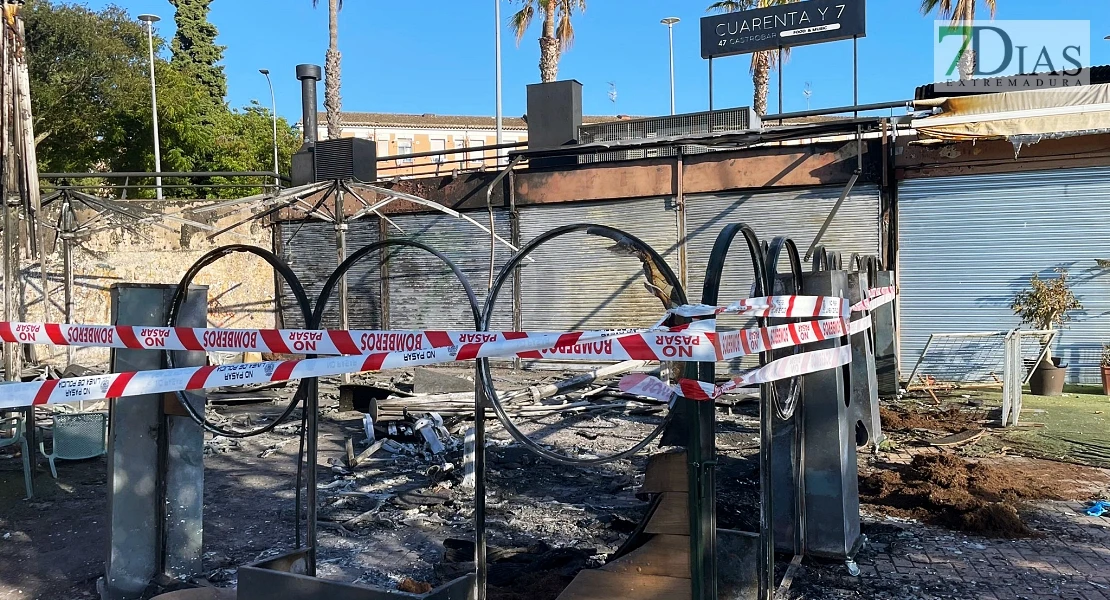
[
  {"left": 1029, "top": 359, "right": 1066, "bottom": 396},
  {"left": 1101, "top": 365, "right": 1110, "bottom": 396}
]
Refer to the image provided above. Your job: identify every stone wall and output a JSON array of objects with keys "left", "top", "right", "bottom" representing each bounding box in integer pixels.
[{"left": 8, "top": 201, "right": 276, "bottom": 368}]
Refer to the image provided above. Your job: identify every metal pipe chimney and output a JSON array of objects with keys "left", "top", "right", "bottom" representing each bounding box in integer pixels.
[{"left": 296, "top": 64, "right": 322, "bottom": 147}]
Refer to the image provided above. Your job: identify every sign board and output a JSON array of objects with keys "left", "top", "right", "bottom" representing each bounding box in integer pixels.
[{"left": 700, "top": 0, "right": 866, "bottom": 59}]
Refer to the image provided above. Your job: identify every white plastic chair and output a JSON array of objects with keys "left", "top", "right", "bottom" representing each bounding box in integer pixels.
[
  {"left": 38, "top": 410, "right": 108, "bottom": 478},
  {"left": 0, "top": 414, "right": 32, "bottom": 498}
]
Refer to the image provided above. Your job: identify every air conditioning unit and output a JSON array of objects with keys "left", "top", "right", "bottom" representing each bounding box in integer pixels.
[{"left": 291, "top": 138, "right": 377, "bottom": 186}]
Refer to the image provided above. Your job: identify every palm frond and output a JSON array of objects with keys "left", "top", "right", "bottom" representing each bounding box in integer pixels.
[
  {"left": 556, "top": 11, "right": 574, "bottom": 49},
  {"left": 706, "top": 0, "right": 752, "bottom": 14},
  {"left": 509, "top": 3, "right": 535, "bottom": 45}
]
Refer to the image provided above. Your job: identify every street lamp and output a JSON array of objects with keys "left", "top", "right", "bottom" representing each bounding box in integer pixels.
[
  {"left": 494, "top": 0, "right": 504, "bottom": 164},
  {"left": 661, "top": 17, "right": 680, "bottom": 115},
  {"left": 138, "top": 14, "right": 163, "bottom": 200},
  {"left": 259, "top": 69, "right": 280, "bottom": 191}
]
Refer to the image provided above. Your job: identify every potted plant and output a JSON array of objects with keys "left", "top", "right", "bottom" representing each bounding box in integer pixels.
[
  {"left": 1101, "top": 343, "right": 1110, "bottom": 396},
  {"left": 1011, "top": 268, "right": 1082, "bottom": 396}
]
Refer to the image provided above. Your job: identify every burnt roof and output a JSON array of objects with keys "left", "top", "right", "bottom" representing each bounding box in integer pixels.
[
  {"left": 914, "top": 64, "right": 1110, "bottom": 100},
  {"left": 320, "top": 112, "right": 639, "bottom": 130}
]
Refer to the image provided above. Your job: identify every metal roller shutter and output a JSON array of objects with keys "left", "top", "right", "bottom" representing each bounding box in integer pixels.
[
  {"left": 517, "top": 198, "right": 680, "bottom": 333},
  {"left": 278, "top": 219, "right": 382, "bottom": 330},
  {"left": 684, "top": 185, "right": 881, "bottom": 372},
  {"left": 898, "top": 167, "right": 1110, "bottom": 385},
  {"left": 384, "top": 211, "right": 514, "bottom": 331},
  {"left": 685, "top": 185, "right": 882, "bottom": 298}
]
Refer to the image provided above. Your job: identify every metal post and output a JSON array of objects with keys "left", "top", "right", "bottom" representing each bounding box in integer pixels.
[
  {"left": 662, "top": 18, "right": 679, "bottom": 115},
  {"left": 335, "top": 185, "right": 349, "bottom": 383},
  {"left": 708, "top": 57, "right": 714, "bottom": 111},
  {"left": 778, "top": 47, "right": 783, "bottom": 124},
  {"left": 61, "top": 195, "right": 74, "bottom": 367},
  {"left": 260, "top": 69, "right": 280, "bottom": 190},
  {"left": 474, "top": 379, "right": 487, "bottom": 600},
  {"left": 494, "top": 0, "right": 503, "bottom": 164},
  {"left": 306, "top": 377, "right": 319, "bottom": 576},
  {"left": 853, "top": 36, "right": 859, "bottom": 117},
  {"left": 759, "top": 377, "right": 774, "bottom": 600},
  {"left": 139, "top": 15, "right": 163, "bottom": 200}
]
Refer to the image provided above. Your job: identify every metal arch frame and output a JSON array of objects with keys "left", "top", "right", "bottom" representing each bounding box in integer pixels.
[
  {"left": 310, "top": 239, "right": 483, "bottom": 587},
  {"left": 697, "top": 223, "right": 765, "bottom": 600},
  {"left": 164, "top": 245, "right": 315, "bottom": 439},
  {"left": 477, "top": 223, "right": 691, "bottom": 466}
]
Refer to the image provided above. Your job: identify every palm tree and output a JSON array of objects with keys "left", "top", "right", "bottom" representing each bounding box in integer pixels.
[
  {"left": 313, "top": 0, "right": 342, "bottom": 139},
  {"left": 921, "top": 0, "right": 998, "bottom": 80},
  {"left": 509, "top": 0, "right": 586, "bottom": 83},
  {"left": 706, "top": 0, "right": 799, "bottom": 117}
]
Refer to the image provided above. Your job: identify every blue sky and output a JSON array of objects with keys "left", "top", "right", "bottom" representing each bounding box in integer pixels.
[{"left": 88, "top": 1, "right": 1109, "bottom": 121}]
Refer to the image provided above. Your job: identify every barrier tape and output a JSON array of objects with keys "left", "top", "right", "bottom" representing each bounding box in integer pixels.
[
  {"left": 0, "top": 321, "right": 648, "bottom": 357},
  {"left": 0, "top": 291, "right": 892, "bottom": 410},
  {"left": 619, "top": 345, "right": 854, "bottom": 403},
  {"left": 667, "top": 295, "right": 849, "bottom": 319},
  {"left": 0, "top": 291, "right": 890, "bottom": 357},
  {"left": 850, "top": 286, "right": 896, "bottom": 313}
]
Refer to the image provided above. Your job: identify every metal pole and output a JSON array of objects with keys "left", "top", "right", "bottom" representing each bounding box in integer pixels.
[
  {"left": 494, "top": 0, "right": 504, "bottom": 164},
  {"left": 335, "top": 185, "right": 349, "bottom": 334},
  {"left": 334, "top": 183, "right": 350, "bottom": 384},
  {"left": 474, "top": 379, "right": 488, "bottom": 600},
  {"left": 662, "top": 19, "right": 678, "bottom": 115},
  {"left": 778, "top": 47, "right": 784, "bottom": 125},
  {"left": 306, "top": 376, "right": 319, "bottom": 574},
  {"left": 760, "top": 380, "right": 774, "bottom": 600},
  {"left": 261, "top": 70, "right": 280, "bottom": 190},
  {"left": 61, "top": 196, "right": 74, "bottom": 367},
  {"left": 853, "top": 36, "right": 859, "bottom": 117},
  {"left": 140, "top": 16, "right": 163, "bottom": 200},
  {"left": 708, "top": 57, "right": 714, "bottom": 111}
]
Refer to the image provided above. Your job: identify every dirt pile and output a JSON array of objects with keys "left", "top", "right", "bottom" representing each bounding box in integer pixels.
[
  {"left": 860, "top": 454, "right": 1093, "bottom": 537},
  {"left": 879, "top": 406, "right": 981, "bottom": 433}
]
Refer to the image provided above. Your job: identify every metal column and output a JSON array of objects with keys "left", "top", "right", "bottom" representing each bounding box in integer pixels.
[
  {"left": 848, "top": 273, "right": 883, "bottom": 448},
  {"left": 872, "top": 271, "right": 898, "bottom": 398},
  {"left": 798, "top": 270, "right": 862, "bottom": 564},
  {"left": 104, "top": 284, "right": 207, "bottom": 599}
]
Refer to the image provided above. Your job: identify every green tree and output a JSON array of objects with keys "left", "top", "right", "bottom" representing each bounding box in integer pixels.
[
  {"left": 312, "top": 0, "right": 342, "bottom": 139},
  {"left": 25, "top": 0, "right": 300, "bottom": 198},
  {"left": 169, "top": 0, "right": 227, "bottom": 104},
  {"left": 23, "top": 1, "right": 150, "bottom": 172},
  {"left": 509, "top": 0, "right": 586, "bottom": 83},
  {"left": 921, "top": 0, "right": 998, "bottom": 80},
  {"left": 706, "top": 0, "right": 799, "bottom": 117}
]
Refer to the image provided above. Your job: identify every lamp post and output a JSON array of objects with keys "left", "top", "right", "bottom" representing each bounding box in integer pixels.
[
  {"left": 259, "top": 69, "right": 280, "bottom": 191},
  {"left": 661, "top": 17, "right": 680, "bottom": 115},
  {"left": 495, "top": 0, "right": 504, "bottom": 164},
  {"left": 138, "top": 14, "right": 163, "bottom": 200}
]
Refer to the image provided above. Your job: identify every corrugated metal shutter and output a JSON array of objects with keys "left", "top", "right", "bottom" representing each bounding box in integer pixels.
[
  {"left": 384, "top": 211, "right": 514, "bottom": 331},
  {"left": 517, "top": 198, "right": 679, "bottom": 333},
  {"left": 685, "top": 185, "right": 882, "bottom": 296},
  {"left": 684, "top": 185, "right": 881, "bottom": 372},
  {"left": 898, "top": 167, "right": 1110, "bottom": 385},
  {"left": 278, "top": 219, "right": 382, "bottom": 330}
]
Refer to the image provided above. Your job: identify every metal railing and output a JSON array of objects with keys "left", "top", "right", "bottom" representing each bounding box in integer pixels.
[
  {"left": 375, "top": 141, "right": 527, "bottom": 177},
  {"left": 40, "top": 171, "right": 287, "bottom": 197}
]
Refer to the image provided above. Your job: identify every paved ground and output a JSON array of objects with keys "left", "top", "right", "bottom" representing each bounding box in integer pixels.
[{"left": 3, "top": 383, "right": 1110, "bottom": 599}]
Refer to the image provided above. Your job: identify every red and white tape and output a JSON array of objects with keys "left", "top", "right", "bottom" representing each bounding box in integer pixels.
[
  {"left": 667, "top": 295, "right": 849, "bottom": 319},
  {"left": 850, "top": 286, "right": 895, "bottom": 313},
  {"left": 0, "top": 321, "right": 650, "bottom": 357},
  {"left": 0, "top": 290, "right": 892, "bottom": 410},
  {"left": 619, "top": 344, "right": 854, "bottom": 403}
]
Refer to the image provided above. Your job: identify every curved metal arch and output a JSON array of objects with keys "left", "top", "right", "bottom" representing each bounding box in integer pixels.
[{"left": 478, "top": 223, "right": 689, "bottom": 466}]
